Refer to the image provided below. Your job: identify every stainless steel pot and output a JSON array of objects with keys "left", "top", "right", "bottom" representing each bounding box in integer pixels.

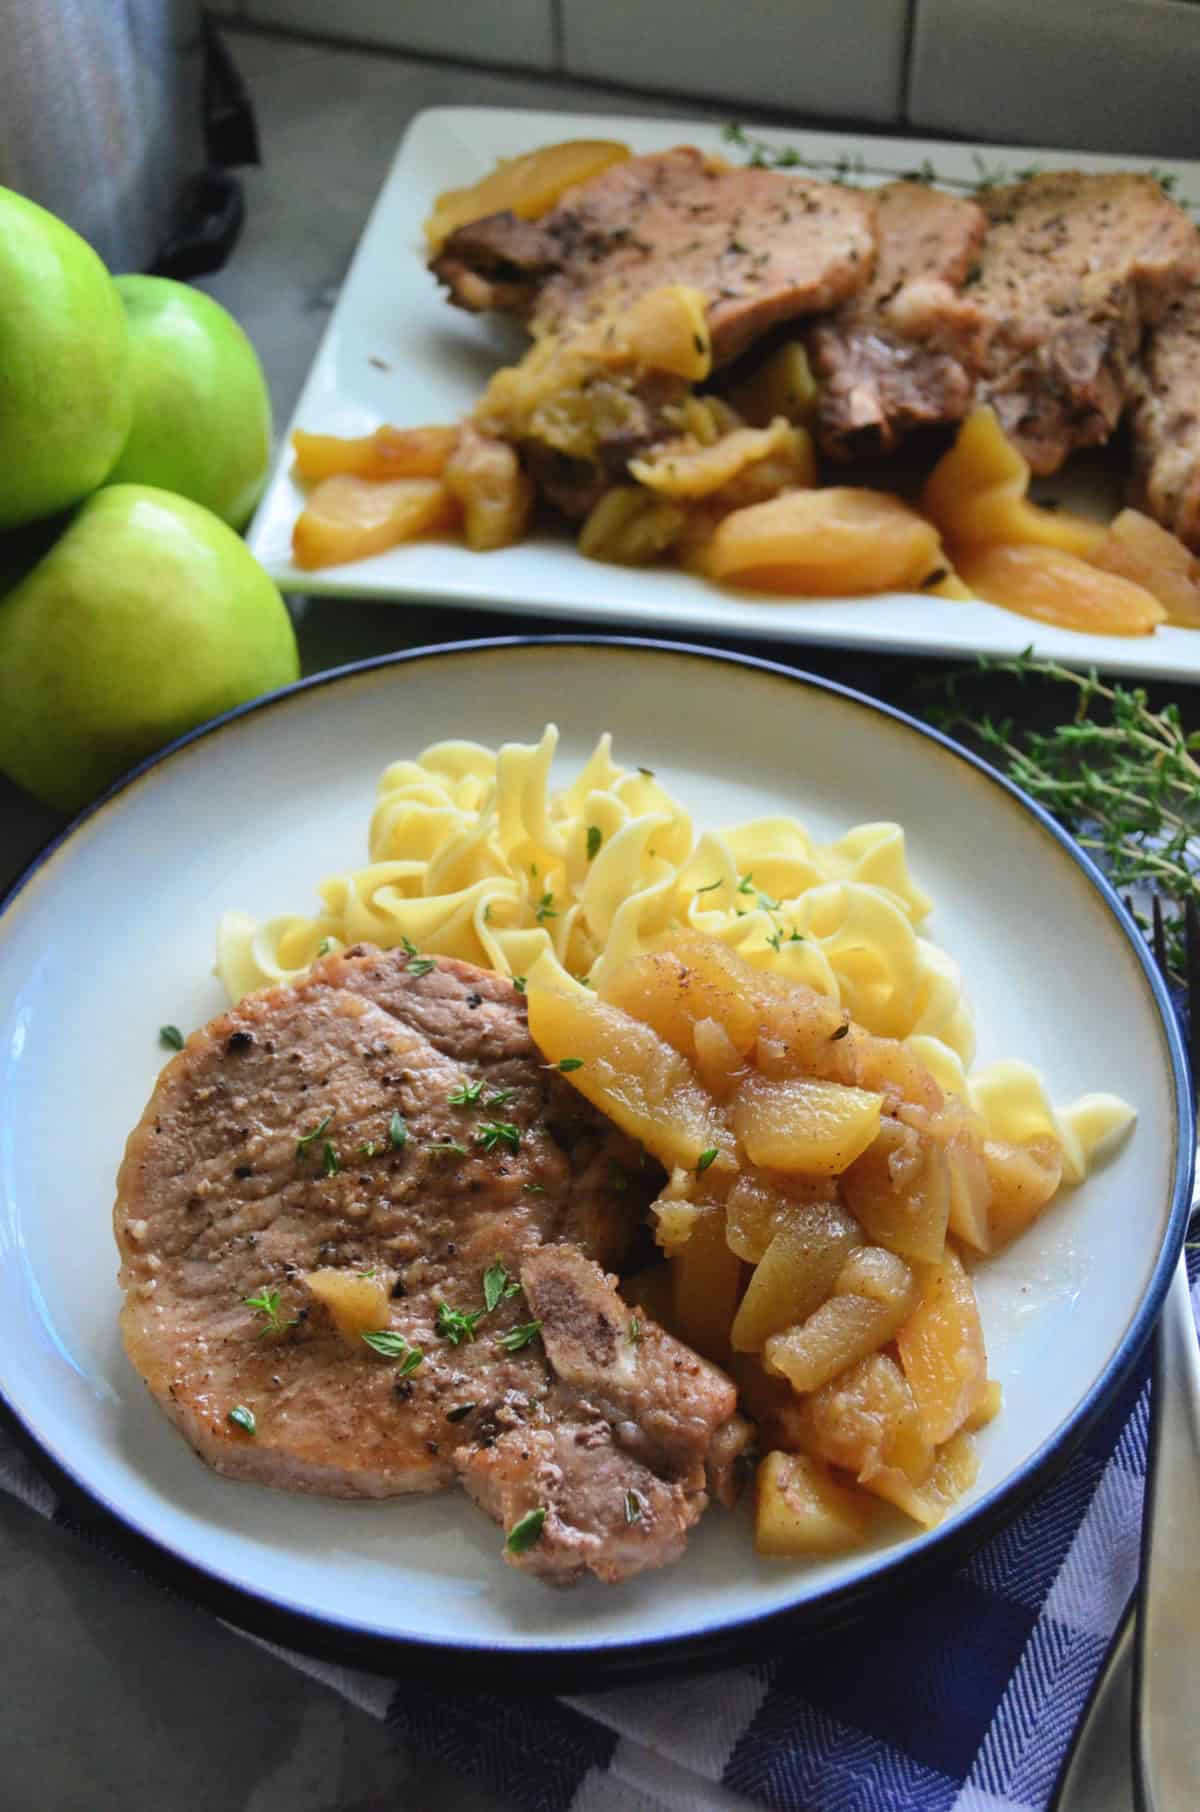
[{"left": 0, "top": 0, "right": 255, "bottom": 275}]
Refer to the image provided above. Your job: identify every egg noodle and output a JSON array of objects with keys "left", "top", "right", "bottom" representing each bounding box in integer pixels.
[{"left": 217, "top": 725, "right": 1131, "bottom": 1182}]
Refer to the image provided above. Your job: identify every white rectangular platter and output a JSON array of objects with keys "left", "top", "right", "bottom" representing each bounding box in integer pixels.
[{"left": 248, "top": 105, "right": 1200, "bottom": 682}]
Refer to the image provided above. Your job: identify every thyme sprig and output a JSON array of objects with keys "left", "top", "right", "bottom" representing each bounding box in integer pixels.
[
  {"left": 934, "top": 653, "right": 1200, "bottom": 983},
  {"left": 721, "top": 122, "right": 1194, "bottom": 210}
]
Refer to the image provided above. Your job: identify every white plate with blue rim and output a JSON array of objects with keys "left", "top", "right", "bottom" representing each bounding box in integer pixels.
[
  {"left": 0, "top": 638, "right": 1189, "bottom": 1684},
  {"left": 247, "top": 105, "right": 1200, "bottom": 683}
]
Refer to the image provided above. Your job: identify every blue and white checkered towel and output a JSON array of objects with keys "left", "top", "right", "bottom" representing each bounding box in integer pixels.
[{"left": 5, "top": 1261, "right": 1194, "bottom": 1811}]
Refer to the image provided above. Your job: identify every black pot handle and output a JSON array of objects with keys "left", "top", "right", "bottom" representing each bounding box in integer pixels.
[
  {"left": 150, "top": 167, "right": 245, "bottom": 280},
  {"left": 203, "top": 15, "right": 261, "bottom": 169},
  {"left": 148, "top": 18, "right": 260, "bottom": 278}
]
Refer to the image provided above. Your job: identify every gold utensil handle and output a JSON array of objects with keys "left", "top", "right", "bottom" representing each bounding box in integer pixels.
[{"left": 1135, "top": 1259, "right": 1200, "bottom": 1811}]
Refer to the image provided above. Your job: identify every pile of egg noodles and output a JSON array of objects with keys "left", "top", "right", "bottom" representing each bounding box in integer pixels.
[{"left": 217, "top": 725, "right": 1131, "bottom": 1183}]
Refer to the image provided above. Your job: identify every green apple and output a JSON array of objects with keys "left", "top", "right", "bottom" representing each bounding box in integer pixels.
[
  {"left": 0, "top": 484, "right": 299, "bottom": 812},
  {"left": 0, "top": 187, "right": 132, "bottom": 529},
  {"left": 106, "top": 276, "right": 273, "bottom": 530}
]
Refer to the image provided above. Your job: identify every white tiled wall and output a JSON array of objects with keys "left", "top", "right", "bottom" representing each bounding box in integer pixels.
[
  {"left": 908, "top": 0, "right": 1200, "bottom": 158},
  {"left": 560, "top": 0, "right": 909, "bottom": 123},
  {"left": 232, "top": 0, "right": 1200, "bottom": 156},
  {"left": 241, "top": 0, "right": 558, "bottom": 71}
]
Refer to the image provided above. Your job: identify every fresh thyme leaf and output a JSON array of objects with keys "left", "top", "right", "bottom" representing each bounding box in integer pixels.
[
  {"left": 227, "top": 1405, "right": 256, "bottom": 1435},
  {"left": 737, "top": 872, "right": 755, "bottom": 894},
  {"left": 243, "top": 1288, "right": 298, "bottom": 1338},
  {"left": 436, "top": 1300, "right": 485, "bottom": 1344},
  {"left": 361, "top": 1329, "right": 424, "bottom": 1375},
  {"left": 159, "top": 1024, "right": 184, "bottom": 1051},
  {"left": 719, "top": 120, "right": 1198, "bottom": 207},
  {"left": 506, "top": 1506, "right": 546, "bottom": 1553},
  {"left": 586, "top": 825, "right": 602, "bottom": 860},
  {"left": 627, "top": 1316, "right": 642, "bottom": 1345},
  {"left": 637, "top": 765, "right": 655, "bottom": 778},
  {"left": 496, "top": 1319, "right": 542, "bottom": 1353},
  {"left": 296, "top": 1115, "right": 332, "bottom": 1158},
  {"left": 932, "top": 653, "right": 1200, "bottom": 984},
  {"left": 399, "top": 935, "right": 436, "bottom": 977},
  {"left": 624, "top": 1488, "right": 643, "bottom": 1525},
  {"left": 483, "top": 1261, "right": 521, "bottom": 1312},
  {"left": 321, "top": 1140, "right": 341, "bottom": 1177},
  {"left": 766, "top": 929, "right": 783, "bottom": 952},
  {"left": 556, "top": 1057, "right": 584, "bottom": 1072},
  {"left": 696, "top": 1147, "right": 719, "bottom": 1174},
  {"left": 535, "top": 891, "right": 557, "bottom": 923},
  {"left": 512, "top": 975, "right": 526, "bottom": 993},
  {"left": 356, "top": 1141, "right": 380, "bottom": 1159},
  {"left": 757, "top": 889, "right": 781, "bottom": 911},
  {"left": 523, "top": 1182, "right": 546, "bottom": 1194},
  {"left": 485, "top": 1088, "right": 515, "bottom": 1107},
  {"left": 448, "top": 1078, "right": 485, "bottom": 1106},
  {"left": 389, "top": 1111, "right": 408, "bottom": 1150},
  {"left": 316, "top": 937, "right": 332, "bottom": 957},
  {"left": 695, "top": 878, "right": 724, "bottom": 894},
  {"left": 477, "top": 1120, "right": 521, "bottom": 1154},
  {"left": 428, "top": 1139, "right": 468, "bottom": 1156}
]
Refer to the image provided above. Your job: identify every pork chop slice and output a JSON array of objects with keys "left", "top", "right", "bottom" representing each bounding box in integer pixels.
[
  {"left": 457, "top": 1246, "right": 737, "bottom": 1585},
  {"left": 808, "top": 180, "right": 988, "bottom": 459},
  {"left": 970, "top": 171, "right": 1200, "bottom": 473},
  {"left": 1130, "top": 290, "right": 1200, "bottom": 552},
  {"left": 432, "top": 146, "right": 878, "bottom": 369},
  {"left": 115, "top": 948, "right": 653, "bottom": 1501},
  {"left": 115, "top": 947, "right": 739, "bottom": 1582}
]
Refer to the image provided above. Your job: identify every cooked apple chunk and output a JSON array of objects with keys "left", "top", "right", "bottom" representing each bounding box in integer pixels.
[
  {"left": 304, "top": 1268, "right": 390, "bottom": 1345},
  {"left": 896, "top": 1244, "right": 987, "bottom": 1444},
  {"left": 840, "top": 1113, "right": 951, "bottom": 1263},
  {"left": 731, "top": 1203, "right": 861, "bottom": 1352},
  {"left": 755, "top": 1451, "right": 872, "bottom": 1556},
  {"left": 732, "top": 1073, "right": 883, "bottom": 1174},
  {"left": 526, "top": 979, "right": 733, "bottom": 1172}
]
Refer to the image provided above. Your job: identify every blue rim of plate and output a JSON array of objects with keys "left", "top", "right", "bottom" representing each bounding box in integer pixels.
[{"left": 0, "top": 633, "right": 1192, "bottom": 1690}]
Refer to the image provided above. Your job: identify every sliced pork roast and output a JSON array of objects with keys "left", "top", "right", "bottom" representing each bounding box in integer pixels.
[
  {"left": 969, "top": 171, "right": 1200, "bottom": 474},
  {"left": 432, "top": 146, "right": 879, "bottom": 369},
  {"left": 1130, "top": 290, "right": 1200, "bottom": 553},
  {"left": 808, "top": 180, "right": 988, "bottom": 459},
  {"left": 114, "top": 946, "right": 737, "bottom": 1584}
]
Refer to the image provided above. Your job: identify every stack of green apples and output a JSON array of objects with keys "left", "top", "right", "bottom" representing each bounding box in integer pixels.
[{"left": 0, "top": 188, "right": 299, "bottom": 814}]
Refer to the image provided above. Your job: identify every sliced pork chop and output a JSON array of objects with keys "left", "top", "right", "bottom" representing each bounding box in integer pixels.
[
  {"left": 115, "top": 946, "right": 736, "bottom": 1582},
  {"left": 432, "top": 146, "right": 878, "bottom": 369},
  {"left": 808, "top": 181, "right": 988, "bottom": 459},
  {"left": 459, "top": 1246, "right": 737, "bottom": 1584},
  {"left": 970, "top": 171, "right": 1200, "bottom": 474},
  {"left": 1131, "top": 290, "right": 1200, "bottom": 552}
]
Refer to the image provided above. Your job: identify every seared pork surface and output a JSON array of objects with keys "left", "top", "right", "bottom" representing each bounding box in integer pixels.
[
  {"left": 115, "top": 947, "right": 735, "bottom": 1583},
  {"left": 432, "top": 146, "right": 879, "bottom": 369},
  {"left": 970, "top": 171, "right": 1200, "bottom": 474},
  {"left": 461, "top": 1246, "right": 737, "bottom": 1584},
  {"left": 809, "top": 181, "right": 988, "bottom": 459},
  {"left": 1131, "top": 290, "right": 1200, "bottom": 553}
]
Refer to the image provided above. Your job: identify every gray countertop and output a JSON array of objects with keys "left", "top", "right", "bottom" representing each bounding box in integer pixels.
[{"left": 0, "top": 26, "right": 1146, "bottom": 1812}]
